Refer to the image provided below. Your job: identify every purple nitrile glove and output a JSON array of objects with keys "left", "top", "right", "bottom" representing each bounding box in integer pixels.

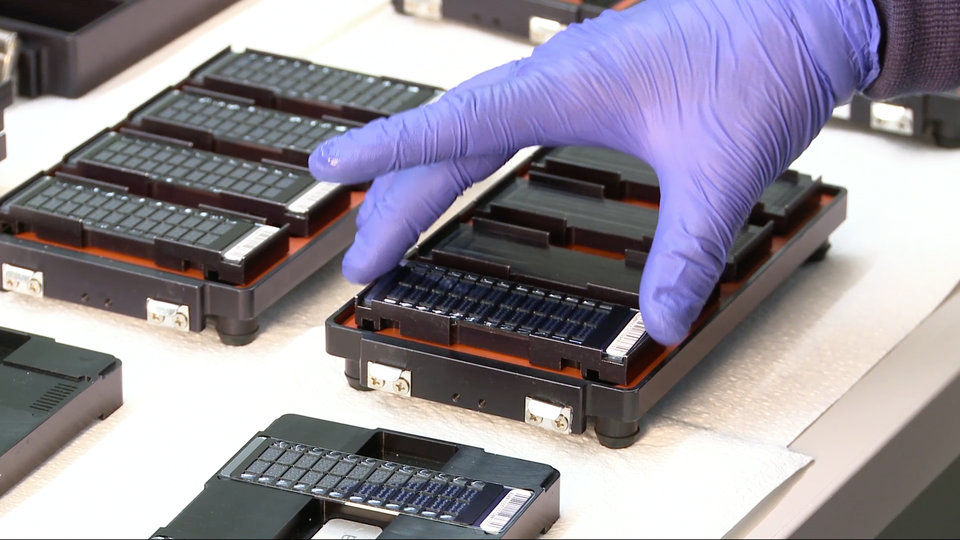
[{"left": 309, "top": 0, "right": 881, "bottom": 345}]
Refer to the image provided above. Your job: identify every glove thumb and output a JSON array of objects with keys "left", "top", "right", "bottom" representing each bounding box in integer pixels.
[{"left": 638, "top": 170, "right": 755, "bottom": 345}]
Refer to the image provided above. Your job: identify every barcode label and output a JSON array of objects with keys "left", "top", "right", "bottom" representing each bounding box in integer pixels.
[
  {"left": 604, "top": 311, "right": 647, "bottom": 358},
  {"left": 479, "top": 489, "right": 532, "bottom": 534},
  {"left": 286, "top": 182, "right": 339, "bottom": 214},
  {"left": 222, "top": 225, "right": 280, "bottom": 262}
]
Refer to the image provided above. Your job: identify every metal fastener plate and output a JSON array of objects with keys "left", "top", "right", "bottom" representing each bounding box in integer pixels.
[
  {"left": 832, "top": 103, "right": 851, "bottom": 121},
  {"left": 0, "top": 29, "right": 18, "bottom": 83},
  {"left": 366, "top": 361, "right": 412, "bottom": 397},
  {"left": 529, "top": 16, "right": 567, "bottom": 45},
  {"left": 870, "top": 102, "right": 914, "bottom": 136},
  {"left": 2, "top": 264, "right": 43, "bottom": 297},
  {"left": 403, "top": 0, "right": 442, "bottom": 21},
  {"left": 524, "top": 397, "right": 573, "bottom": 434},
  {"left": 146, "top": 298, "right": 190, "bottom": 332}
]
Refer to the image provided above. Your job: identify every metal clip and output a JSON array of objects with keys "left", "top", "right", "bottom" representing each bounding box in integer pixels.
[
  {"left": 366, "top": 361, "right": 412, "bottom": 397},
  {"left": 146, "top": 298, "right": 190, "bottom": 332},
  {"left": 870, "top": 102, "right": 914, "bottom": 136},
  {"left": 403, "top": 0, "right": 442, "bottom": 21},
  {"left": 0, "top": 29, "right": 18, "bottom": 83},
  {"left": 524, "top": 397, "right": 572, "bottom": 434},
  {"left": 529, "top": 17, "right": 567, "bottom": 45},
  {"left": 2, "top": 264, "right": 43, "bottom": 297}
]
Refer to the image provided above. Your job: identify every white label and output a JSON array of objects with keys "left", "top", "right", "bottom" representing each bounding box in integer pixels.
[
  {"left": 222, "top": 225, "right": 280, "bottom": 262},
  {"left": 479, "top": 489, "right": 532, "bottom": 534},
  {"left": 312, "top": 519, "right": 382, "bottom": 539},
  {"left": 604, "top": 311, "right": 647, "bottom": 358},
  {"left": 286, "top": 182, "right": 339, "bottom": 214},
  {"left": 425, "top": 91, "right": 445, "bottom": 105}
]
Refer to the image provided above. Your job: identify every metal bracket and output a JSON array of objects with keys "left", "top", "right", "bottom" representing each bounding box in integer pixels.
[
  {"left": 870, "top": 102, "right": 914, "bottom": 136},
  {"left": 529, "top": 17, "right": 567, "bottom": 45},
  {"left": 524, "top": 397, "right": 573, "bottom": 434},
  {"left": 832, "top": 103, "right": 852, "bottom": 121},
  {"left": 403, "top": 0, "right": 442, "bottom": 21},
  {"left": 366, "top": 361, "right": 412, "bottom": 397},
  {"left": 2, "top": 264, "right": 43, "bottom": 297},
  {"left": 0, "top": 29, "right": 17, "bottom": 84},
  {"left": 145, "top": 298, "right": 190, "bottom": 332}
]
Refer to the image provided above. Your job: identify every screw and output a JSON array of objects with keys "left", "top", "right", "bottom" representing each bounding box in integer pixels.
[
  {"left": 527, "top": 412, "right": 542, "bottom": 424},
  {"left": 149, "top": 312, "right": 165, "bottom": 323},
  {"left": 394, "top": 378, "right": 410, "bottom": 394},
  {"left": 27, "top": 279, "right": 41, "bottom": 295},
  {"left": 369, "top": 377, "right": 384, "bottom": 389},
  {"left": 554, "top": 415, "right": 569, "bottom": 432},
  {"left": 5, "top": 278, "right": 18, "bottom": 290},
  {"left": 174, "top": 313, "right": 188, "bottom": 329}
]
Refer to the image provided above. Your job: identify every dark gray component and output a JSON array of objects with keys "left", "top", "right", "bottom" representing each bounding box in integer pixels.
[
  {"left": 0, "top": 0, "right": 241, "bottom": 98},
  {"left": 189, "top": 49, "right": 444, "bottom": 123},
  {"left": 152, "top": 415, "right": 560, "bottom": 539},
  {"left": 0, "top": 327, "right": 123, "bottom": 497},
  {"left": 0, "top": 45, "right": 440, "bottom": 346}
]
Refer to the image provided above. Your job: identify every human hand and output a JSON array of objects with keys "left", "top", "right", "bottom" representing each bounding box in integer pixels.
[{"left": 308, "top": 0, "right": 880, "bottom": 345}]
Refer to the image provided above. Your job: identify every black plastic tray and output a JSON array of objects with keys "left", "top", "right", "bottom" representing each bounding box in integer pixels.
[
  {"left": 392, "top": 0, "right": 643, "bottom": 43},
  {"left": 831, "top": 90, "right": 960, "bottom": 148},
  {"left": 0, "top": 47, "right": 444, "bottom": 346},
  {"left": 326, "top": 145, "right": 846, "bottom": 449},
  {"left": 152, "top": 414, "right": 560, "bottom": 539},
  {"left": 0, "top": 0, "right": 241, "bottom": 98},
  {"left": 0, "top": 326, "right": 123, "bottom": 497}
]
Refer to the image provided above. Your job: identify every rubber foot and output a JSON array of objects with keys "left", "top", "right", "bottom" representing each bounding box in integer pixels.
[
  {"left": 805, "top": 241, "right": 832, "bottom": 264},
  {"left": 346, "top": 375, "right": 374, "bottom": 392},
  {"left": 217, "top": 318, "right": 259, "bottom": 346},
  {"left": 934, "top": 133, "right": 960, "bottom": 149},
  {"left": 595, "top": 418, "right": 642, "bottom": 449}
]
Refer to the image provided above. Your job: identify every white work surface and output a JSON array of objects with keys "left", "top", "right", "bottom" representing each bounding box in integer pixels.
[{"left": 3, "top": 2, "right": 960, "bottom": 538}]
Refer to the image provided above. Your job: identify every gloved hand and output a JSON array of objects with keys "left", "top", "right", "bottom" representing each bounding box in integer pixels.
[{"left": 309, "top": 0, "right": 880, "bottom": 345}]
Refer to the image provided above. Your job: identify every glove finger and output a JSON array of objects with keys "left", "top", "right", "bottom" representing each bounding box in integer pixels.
[
  {"left": 444, "top": 60, "right": 523, "bottom": 94},
  {"left": 638, "top": 170, "right": 753, "bottom": 346},
  {"left": 309, "top": 61, "right": 522, "bottom": 185},
  {"left": 355, "top": 175, "right": 391, "bottom": 229},
  {"left": 342, "top": 154, "right": 510, "bottom": 284},
  {"left": 310, "top": 74, "right": 559, "bottom": 184}
]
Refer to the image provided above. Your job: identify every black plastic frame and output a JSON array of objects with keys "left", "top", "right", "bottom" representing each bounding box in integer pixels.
[
  {"left": 326, "top": 147, "right": 847, "bottom": 449},
  {"left": 0, "top": 327, "right": 123, "bottom": 497},
  {"left": 152, "top": 414, "right": 561, "bottom": 539},
  {"left": 0, "top": 0, "right": 241, "bottom": 98}
]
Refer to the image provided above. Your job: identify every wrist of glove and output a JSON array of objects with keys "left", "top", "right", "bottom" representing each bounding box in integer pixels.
[{"left": 309, "top": 0, "right": 881, "bottom": 345}]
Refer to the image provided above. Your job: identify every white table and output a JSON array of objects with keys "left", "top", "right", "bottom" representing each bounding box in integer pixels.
[
  {"left": 2, "top": 2, "right": 960, "bottom": 538},
  {"left": 731, "top": 284, "right": 960, "bottom": 538}
]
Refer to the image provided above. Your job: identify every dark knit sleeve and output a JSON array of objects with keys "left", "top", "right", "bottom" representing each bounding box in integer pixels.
[{"left": 864, "top": 0, "right": 960, "bottom": 99}]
